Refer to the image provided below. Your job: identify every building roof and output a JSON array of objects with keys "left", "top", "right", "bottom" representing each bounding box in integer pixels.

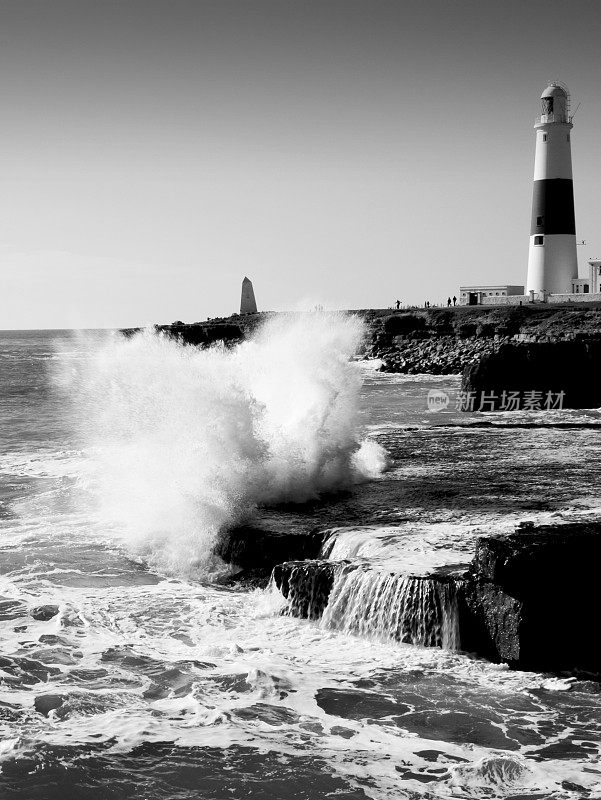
[
  {"left": 459, "top": 285, "right": 524, "bottom": 291},
  {"left": 541, "top": 83, "right": 568, "bottom": 99}
]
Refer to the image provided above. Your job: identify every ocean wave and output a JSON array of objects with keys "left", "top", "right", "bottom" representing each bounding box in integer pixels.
[{"left": 55, "top": 314, "right": 387, "bottom": 577}]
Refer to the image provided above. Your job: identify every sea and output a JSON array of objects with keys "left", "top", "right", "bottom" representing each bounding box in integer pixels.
[{"left": 1, "top": 316, "right": 600, "bottom": 800}]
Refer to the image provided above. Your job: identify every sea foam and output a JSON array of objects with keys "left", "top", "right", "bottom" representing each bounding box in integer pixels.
[{"left": 65, "top": 313, "right": 386, "bottom": 576}]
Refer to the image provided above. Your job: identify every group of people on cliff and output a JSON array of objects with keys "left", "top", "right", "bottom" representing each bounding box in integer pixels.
[{"left": 394, "top": 296, "right": 457, "bottom": 310}]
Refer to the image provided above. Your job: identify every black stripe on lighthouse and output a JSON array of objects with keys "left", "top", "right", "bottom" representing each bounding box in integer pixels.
[{"left": 530, "top": 179, "right": 576, "bottom": 235}]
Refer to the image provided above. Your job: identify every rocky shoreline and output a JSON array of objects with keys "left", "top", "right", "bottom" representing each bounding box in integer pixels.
[
  {"left": 374, "top": 334, "right": 504, "bottom": 374},
  {"left": 364, "top": 305, "right": 601, "bottom": 409},
  {"left": 126, "top": 305, "right": 601, "bottom": 678},
  {"left": 368, "top": 305, "right": 601, "bottom": 375},
  {"left": 216, "top": 521, "right": 601, "bottom": 679},
  {"left": 123, "top": 303, "right": 601, "bottom": 381}
]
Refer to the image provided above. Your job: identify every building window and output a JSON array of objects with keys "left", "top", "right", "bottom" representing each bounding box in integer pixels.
[
  {"left": 536, "top": 215, "right": 543, "bottom": 226},
  {"left": 584, "top": 284, "right": 589, "bottom": 293},
  {"left": 534, "top": 235, "right": 544, "bottom": 245},
  {"left": 542, "top": 134, "right": 548, "bottom": 142}
]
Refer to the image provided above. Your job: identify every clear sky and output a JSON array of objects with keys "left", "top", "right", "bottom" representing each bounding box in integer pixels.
[{"left": 2, "top": 0, "right": 601, "bottom": 328}]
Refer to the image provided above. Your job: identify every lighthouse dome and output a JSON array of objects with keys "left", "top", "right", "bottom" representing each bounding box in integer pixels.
[
  {"left": 540, "top": 83, "right": 569, "bottom": 122},
  {"left": 541, "top": 83, "right": 568, "bottom": 99}
]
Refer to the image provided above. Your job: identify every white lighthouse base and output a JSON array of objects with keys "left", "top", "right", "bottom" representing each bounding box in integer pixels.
[{"left": 526, "top": 234, "right": 578, "bottom": 295}]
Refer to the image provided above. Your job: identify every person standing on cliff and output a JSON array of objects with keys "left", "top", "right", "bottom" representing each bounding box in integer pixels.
[
  {"left": 452, "top": 295, "right": 457, "bottom": 306},
  {"left": 396, "top": 299, "right": 400, "bottom": 310},
  {"left": 447, "top": 297, "right": 452, "bottom": 307}
]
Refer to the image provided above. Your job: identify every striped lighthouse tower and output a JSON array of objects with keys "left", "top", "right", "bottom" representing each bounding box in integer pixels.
[{"left": 526, "top": 83, "right": 578, "bottom": 295}]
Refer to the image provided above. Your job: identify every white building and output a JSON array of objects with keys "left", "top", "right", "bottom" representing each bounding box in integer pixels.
[
  {"left": 587, "top": 261, "right": 601, "bottom": 294},
  {"left": 459, "top": 285, "right": 525, "bottom": 306}
]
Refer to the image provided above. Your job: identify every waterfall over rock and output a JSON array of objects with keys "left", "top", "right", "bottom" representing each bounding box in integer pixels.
[
  {"left": 267, "top": 522, "right": 601, "bottom": 674},
  {"left": 272, "top": 560, "right": 461, "bottom": 650},
  {"left": 321, "top": 567, "right": 460, "bottom": 650}
]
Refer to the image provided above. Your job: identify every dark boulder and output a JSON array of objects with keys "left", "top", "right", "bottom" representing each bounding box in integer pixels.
[
  {"left": 34, "top": 694, "right": 64, "bottom": 716},
  {"left": 214, "top": 526, "right": 326, "bottom": 577},
  {"left": 458, "top": 583, "right": 523, "bottom": 663},
  {"left": 459, "top": 523, "right": 601, "bottom": 675},
  {"left": 462, "top": 340, "right": 601, "bottom": 410},
  {"left": 31, "top": 605, "right": 59, "bottom": 622}
]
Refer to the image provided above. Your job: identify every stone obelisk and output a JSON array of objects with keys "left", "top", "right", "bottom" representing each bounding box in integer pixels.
[{"left": 240, "top": 277, "right": 257, "bottom": 314}]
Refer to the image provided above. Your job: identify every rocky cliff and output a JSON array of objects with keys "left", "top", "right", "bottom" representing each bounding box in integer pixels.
[
  {"left": 462, "top": 340, "right": 601, "bottom": 410},
  {"left": 369, "top": 305, "right": 601, "bottom": 374},
  {"left": 121, "top": 312, "right": 268, "bottom": 347},
  {"left": 122, "top": 304, "right": 601, "bottom": 408},
  {"left": 123, "top": 304, "right": 601, "bottom": 376}
]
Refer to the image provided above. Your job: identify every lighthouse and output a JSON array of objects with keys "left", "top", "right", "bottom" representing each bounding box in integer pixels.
[{"left": 526, "top": 83, "right": 578, "bottom": 295}]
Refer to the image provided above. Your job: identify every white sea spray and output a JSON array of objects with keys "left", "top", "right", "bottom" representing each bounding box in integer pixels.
[{"left": 61, "top": 313, "right": 386, "bottom": 576}]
